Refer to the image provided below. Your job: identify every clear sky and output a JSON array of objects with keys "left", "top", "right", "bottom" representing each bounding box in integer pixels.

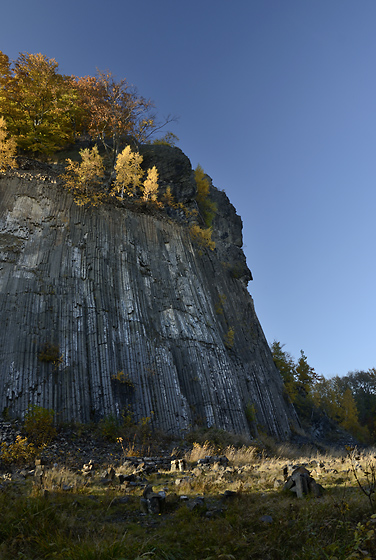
[{"left": 2, "top": 0, "right": 375, "bottom": 378}]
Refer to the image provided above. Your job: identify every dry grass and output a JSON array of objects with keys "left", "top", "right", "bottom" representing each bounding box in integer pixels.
[{"left": 1, "top": 441, "right": 376, "bottom": 559}]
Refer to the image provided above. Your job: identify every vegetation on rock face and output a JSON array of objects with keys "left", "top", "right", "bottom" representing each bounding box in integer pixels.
[
  {"left": 189, "top": 224, "right": 215, "bottom": 251},
  {"left": 194, "top": 164, "right": 217, "bottom": 227}
]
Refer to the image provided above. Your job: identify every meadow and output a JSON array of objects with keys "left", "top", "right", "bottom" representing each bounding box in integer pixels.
[{"left": 0, "top": 432, "right": 375, "bottom": 560}]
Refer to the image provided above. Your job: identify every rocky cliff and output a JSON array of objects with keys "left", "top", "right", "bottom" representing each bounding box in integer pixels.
[{"left": 0, "top": 147, "right": 297, "bottom": 439}]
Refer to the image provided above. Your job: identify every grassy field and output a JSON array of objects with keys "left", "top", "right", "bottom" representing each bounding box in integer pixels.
[{"left": 0, "top": 438, "right": 375, "bottom": 560}]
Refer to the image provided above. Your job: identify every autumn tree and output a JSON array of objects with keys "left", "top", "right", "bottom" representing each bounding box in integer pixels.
[
  {"left": 194, "top": 164, "right": 217, "bottom": 227},
  {"left": 0, "top": 117, "right": 17, "bottom": 171},
  {"left": 152, "top": 131, "right": 179, "bottom": 147},
  {"left": 338, "top": 368, "right": 376, "bottom": 436},
  {"left": 189, "top": 224, "right": 215, "bottom": 251},
  {"left": 111, "top": 145, "right": 144, "bottom": 198},
  {"left": 0, "top": 51, "right": 11, "bottom": 114},
  {"left": 61, "top": 146, "right": 104, "bottom": 206},
  {"left": 312, "top": 376, "right": 370, "bottom": 442},
  {"left": 2, "top": 52, "right": 79, "bottom": 155},
  {"left": 142, "top": 165, "right": 159, "bottom": 202},
  {"left": 76, "top": 71, "right": 173, "bottom": 168}
]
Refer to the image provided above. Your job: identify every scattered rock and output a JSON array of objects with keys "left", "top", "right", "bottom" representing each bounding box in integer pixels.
[
  {"left": 140, "top": 484, "right": 166, "bottom": 514},
  {"left": 170, "top": 459, "right": 187, "bottom": 472},
  {"left": 260, "top": 515, "right": 273, "bottom": 524},
  {"left": 284, "top": 466, "right": 324, "bottom": 498}
]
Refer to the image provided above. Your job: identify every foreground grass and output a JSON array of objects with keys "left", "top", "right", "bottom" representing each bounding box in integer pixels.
[{"left": 0, "top": 443, "right": 375, "bottom": 559}]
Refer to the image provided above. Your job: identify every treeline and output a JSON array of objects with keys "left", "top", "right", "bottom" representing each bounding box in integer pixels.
[
  {"left": 0, "top": 50, "right": 218, "bottom": 250},
  {"left": 271, "top": 341, "right": 376, "bottom": 443},
  {"left": 0, "top": 50, "right": 175, "bottom": 157}
]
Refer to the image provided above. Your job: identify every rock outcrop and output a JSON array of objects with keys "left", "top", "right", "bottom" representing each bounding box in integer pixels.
[{"left": 0, "top": 150, "right": 297, "bottom": 439}]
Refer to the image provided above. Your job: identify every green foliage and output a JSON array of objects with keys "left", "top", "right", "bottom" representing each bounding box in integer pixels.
[
  {"left": 194, "top": 164, "right": 217, "bottom": 227},
  {"left": 24, "top": 405, "right": 56, "bottom": 448},
  {"left": 38, "top": 342, "right": 63, "bottom": 368},
  {"left": 272, "top": 340, "right": 372, "bottom": 443},
  {"left": 245, "top": 402, "right": 256, "bottom": 425},
  {"left": 99, "top": 408, "right": 154, "bottom": 446},
  {"left": 270, "top": 340, "right": 298, "bottom": 402},
  {"left": 1, "top": 435, "right": 376, "bottom": 559},
  {"left": 339, "top": 368, "right": 376, "bottom": 437},
  {"left": 347, "top": 447, "right": 376, "bottom": 512},
  {"left": 99, "top": 413, "right": 123, "bottom": 443},
  {"left": 0, "top": 435, "right": 37, "bottom": 465},
  {"left": 312, "top": 377, "right": 370, "bottom": 443}
]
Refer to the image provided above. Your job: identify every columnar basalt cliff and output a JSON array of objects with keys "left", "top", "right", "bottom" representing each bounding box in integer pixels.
[{"left": 0, "top": 147, "right": 297, "bottom": 439}]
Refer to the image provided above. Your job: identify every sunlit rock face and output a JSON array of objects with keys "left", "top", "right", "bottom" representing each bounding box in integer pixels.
[{"left": 0, "top": 156, "right": 297, "bottom": 439}]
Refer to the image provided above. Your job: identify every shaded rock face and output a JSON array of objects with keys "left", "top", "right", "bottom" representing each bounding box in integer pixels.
[
  {"left": 0, "top": 162, "right": 297, "bottom": 439},
  {"left": 139, "top": 144, "right": 196, "bottom": 203}
]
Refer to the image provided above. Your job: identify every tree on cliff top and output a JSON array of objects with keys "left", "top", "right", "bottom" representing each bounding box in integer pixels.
[
  {"left": 0, "top": 117, "right": 17, "bottom": 171},
  {"left": 61, "top": 146, "right": 105, "bottom": 206},
  {"left": 0, "top": 50, "right": 176, "bottom": 160},
  {"left": 76, "top": 71, "right": 175, "bottom": 170},
  {"left": 0, "top": 52, "right": 80, "bottom": 155},
  {"left": 111, "top": 145, "right": 144, "bottom": 198},
  {"left": 0, "top": 51, "right": 11, "bottom": 113}
]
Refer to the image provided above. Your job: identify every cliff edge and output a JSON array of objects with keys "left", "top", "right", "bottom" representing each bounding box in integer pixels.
[{"left": 0, "top": 149, "right": 297, "bottom": 439}]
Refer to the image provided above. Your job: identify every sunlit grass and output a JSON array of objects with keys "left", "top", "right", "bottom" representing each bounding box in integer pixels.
[{"left": 0, "top": 442, "right": 375, "bottom": 559}]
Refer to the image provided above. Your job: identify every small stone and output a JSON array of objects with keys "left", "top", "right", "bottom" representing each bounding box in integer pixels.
[
  {"left": 260, "top": 515, "right": 273, "bottom": 524},
  {"left": 222, "top": 490, "right": 237, "bottom": 500}
]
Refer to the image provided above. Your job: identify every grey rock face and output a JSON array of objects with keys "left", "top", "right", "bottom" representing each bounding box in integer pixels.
[
  {"left": 0, "top": 167, "right": 297, "bottom": 439},
  {"left": 139, "top": 144, "right": 196, "bottom": 203}
]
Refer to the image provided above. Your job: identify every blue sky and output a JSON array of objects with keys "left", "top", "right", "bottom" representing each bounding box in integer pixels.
[{"left": 2, "top": 0, "right": 375, "bottom": 378}]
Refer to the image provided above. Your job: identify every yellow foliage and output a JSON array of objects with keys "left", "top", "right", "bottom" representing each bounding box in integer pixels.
[
  {"left": 61, "top": 146, "right": 104, "bottom": 206},
  {"left": 195, "top": 164, "right": 217, "bottom": 227},
  {"left": 24, "top": 405, "right": 56, "bottom": 448},
  {"left": 162, "top": 185, "right": 175, "bottom": 206},
  {"left": 142, "top": 165, "right": 159, "bottom": 201},
  {"left": 0, "top": 117, "right": 17, "bottom": 171},
  {"left": 111, "top": 371, "right": 135, "bottom": 388},
  {"left": 189, "top": 224, "right": 215, "bottom": 251},
  {"left": 152, "top": 131, "right": 179, "bottom": 147},
  {"left": 112, "top": 145, "right": 143, "bottom": 198},
  {"left": 0, "top": 436, "right": 36, "bottom": 465}
]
